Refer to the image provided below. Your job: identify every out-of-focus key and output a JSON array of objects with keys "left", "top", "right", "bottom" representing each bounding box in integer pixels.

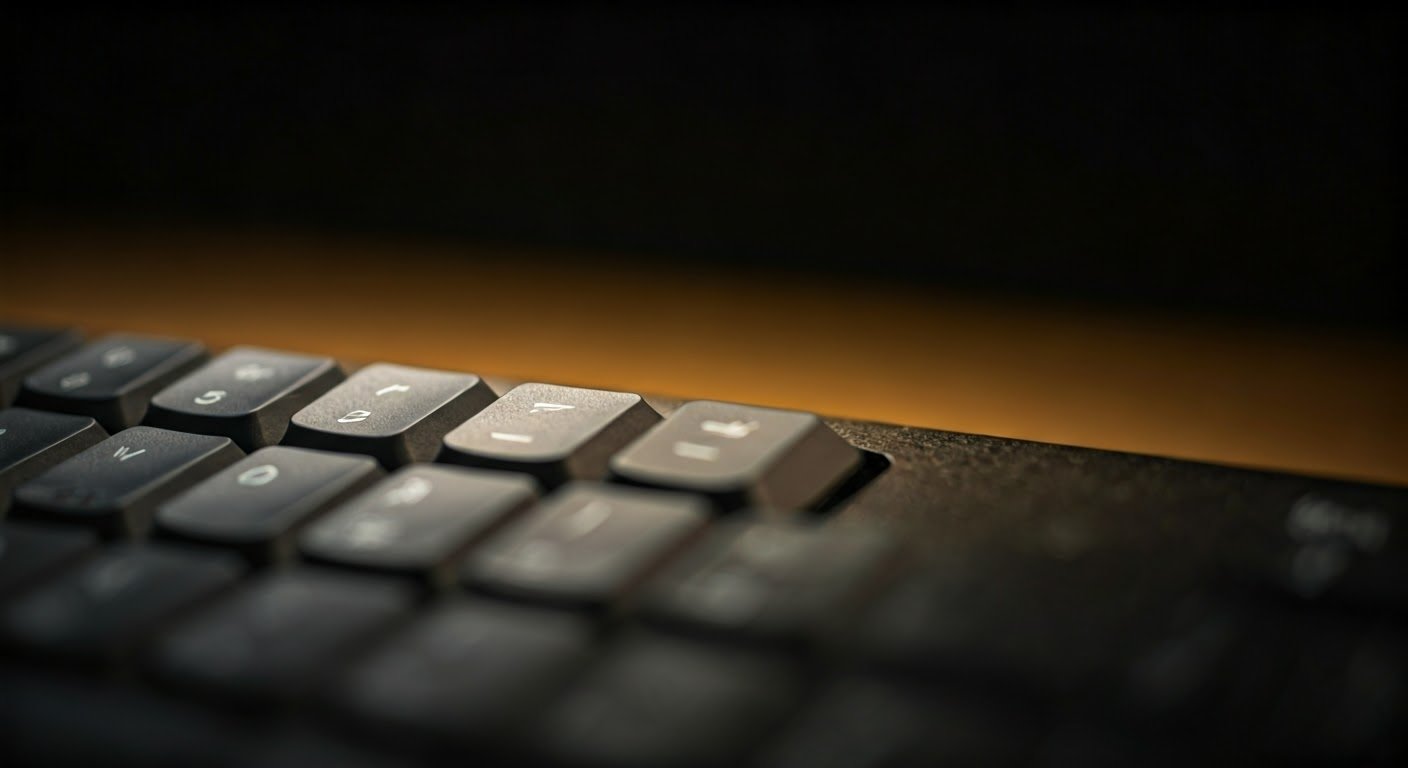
[
  {"left": 438, "top": 382, "right": 660, "bottom": 486},
  {"left": 334, "top": 599, "right": 593, "bottom": 749},
  {"left": 642, "top": 520, "right": 895, "bottom": 646},
  {"left": 147, "top": 569, "right": 414, "bottom": 703},
  {"left": 465, "top": 483, "right": 707, "bottom": 608},
  {"left": 145, "top": 346, "right": 345, "bottom": 452},
  {"left": 0, "top": 522, "right": 98, "bottom": 597},
  {"left": 0, "top": 325, "right": 83, "bottom": 406},
  {"left": 17, "top": 335, "right": 208, "bottom": 432},
  {"left": 300, "top": 465, "right": 536, "bottom": 585},
  {"left": 610, "top": 401, "right": 862, "bottom": 511},
  {"left": 12, "top": 427, "right": 245, "bottom": 537},
  {"left": 282, "top": 363, "right": 496, "bottom": 468},
  {"left": 1, "top": 544, "right": 244, "bottom": 666},
  {"left": 1, "top": 407, "right": 109, "bottom": 515},
  {"left": 156, "top": 447, "right": 383, "bottom": 563},
  {"left": 532, "top": 634, "right": 801, "bottom": 768}
]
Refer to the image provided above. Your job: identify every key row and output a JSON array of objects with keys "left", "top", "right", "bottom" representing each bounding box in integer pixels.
[{"left": 1, "top": 330, "right": 867, "bottom": 510}]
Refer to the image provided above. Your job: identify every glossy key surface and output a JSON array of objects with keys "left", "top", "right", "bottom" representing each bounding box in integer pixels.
[
  {"left": 439, "top": 382, "right": 660, "bottom": 486},
  {"left": 1, "top": 543, "right": 244, "bottom": 665},
  {"left": 17, "top": 335, "right": 208, "bottom": 432},
  {"left": 0, "top": 407, "right": 109, "bottom": 515},
  {"left": 11, "top": 427, "right": 245, "bottom": 537},
  {"left": 282, "top": 363, "right": 496, "bottom": 468},
  {"left": 0, "top": 325, "right": 83, "bottom": 407},
  {"left": 145, "top": 346, "right": 345, "bottom": 451},
  {"left": 301, "top": 465, "right": 536, "bottom": 585},
  {"left": 610, "top": 401, "right": 863, "bottom": 511},
  {"left": 156, "top": 447, "right": 383, "bottom": 563},
  {"left": 465, "top": 483, "right": 708, "bottom": 608}
]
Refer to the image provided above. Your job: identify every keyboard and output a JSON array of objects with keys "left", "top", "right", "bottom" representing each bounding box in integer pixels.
[{"left": 1, "top": 325, "right": 1405, "bottom": 767}]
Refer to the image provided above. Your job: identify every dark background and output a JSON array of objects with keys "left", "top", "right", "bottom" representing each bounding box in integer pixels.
[{"left": 2, "top": 7, "right": 1401, "bottom": 330}]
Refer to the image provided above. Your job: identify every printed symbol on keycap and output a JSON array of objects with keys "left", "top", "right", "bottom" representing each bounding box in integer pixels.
[
  {"left": 59, "top": 371, "right": 92, "bottom": 391},
  {"left": 233, "top": 363, "right": 276, "bottom": 382},
  {"left": 383, "top": 476, "right": 433, "bottom": 506},
  {"left": 529, "top": 402, "right": 575, "bottom": 414},
  {"left": 194, "top": 389, "right": 227, "bottom": 405},
  {"left": 672, "top": 441, "right": 719, "bottom": 461},
  {"left": 490, "top": 432, "right": 534, "bottom": 444},
  {"left": 375, "top": 384, "right": 411, "bottom": 396},
  {"left": 343, "top": 516, "right": 403, "bottom": 550},
  {"left": 113, "top": 446, "right": 146, "bottom": 462},
  {"left": 0, "top": 429, "right": 6, "bottom": 437},
  {"left": 102, "top": 346, "right": 137, "bottom": 368},
  {"left": 237, "top": 464, "right": 280, "bottom": 487},
  {"left": 338, "top": 410, "right": 372, "bottom": 423},
  {"left": 700, "top": 420, "right": 760, "bottom": 439},
  {"left": 0, "top": 334, "right": 13, "bottom": 354},
  {"left": 561, "top": 500, "right": 614, "bottom": 539}
]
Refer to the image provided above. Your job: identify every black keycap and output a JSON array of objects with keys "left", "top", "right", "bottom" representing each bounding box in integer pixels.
[
  {"left": 1, "top": 544, "right": 244, "bottom": 666},
  {"left": 147, "top": 568, "right": 414, "bottom": 703},
  {"left": 0, "top": 407, "right": 109, "bottom": 515},
  {"left": 301, "top": 465, "right": 536, "bottom": 585},
  {"left": 531, "top": 634, "right": 801, "bottom": 768},
  {"left": 17, "top": 334, "right": 208, "bottom": 432},
  {"left": 610, "top": 401, "right": 862, "bottom": 511},
  {"left": 439, "top": 382, "right": 660, "bottom": 486},
  {"left": 0, "top": 522, "right": 98, "bottom": 597},
  {"left": 11, "top": 426, "right": 245, "bottom": 537},
  {"left": 282, "top": 363, "right": 496, "bottom": 468},
  {"left": 642, "top": 520, "right": 894, "bottom": 646},
  {"left": 758, "top": 678, "right": 1036, "bottom": 768},
  {"left": 145, "top": 346, "right": 345, "bottom": 452},
  {"left": 156, "top": 447, "right": 384, "bottom": 563},
  {"left": 334, "top": 599, "right": 593, "bottom": 749},
  {"left": 0, "top": 666, "right": 251, "bottom": 768},
  {"left": 0, "top": 325, "right": 83, "bottom": 406},
  {"left": 465, "top": 483, "right": 707, "bottom": 608}
]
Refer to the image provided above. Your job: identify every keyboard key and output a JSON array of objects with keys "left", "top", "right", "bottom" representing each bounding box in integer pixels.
[
  {"left": 0, "top": 522, "right": 98, "bottom": 597},
  {"left": 145, "top": 346, "right": 345, "bottom": 452},
  {"left": 2, "top": 544, "right": 244, "bottom": 666},
  {"left": 758, "top": 678, "right": 1036, "bottom": 768},
  {"left": 0, "top": 407, "right": 109, "bottom": 515},
  {"left": 0, "top": 325, "right": 83, "bottom": 406},
  {"left": 642, "top": 520, "right": 895, "bottom": 646},
  {"left": 11, "top": 427, "right": 245, "bottom": 537},
  {"left": 334, "top": 599, "right": 593, "bottom": 749},
  {"left": 300, "top": 465, "right": 536, "bottom": 585},
  {"left": 531, "top": 634, "right": 801, "bottom": 768},
  {"left": 465, "top": 483, "right": 707, "bottom": 608},
  {"left": 439, "top": 382, "right": 660, "bottom": 486},
  {"left": 610, "top": 401, "right": 863, "bottom": 511},
  {"left": 282, "top": 363, "right": 496, "bottom": 468},
  {"left": 17, "top": 334, "right": 208, "bottom": 432},
  {"left": 156, "top": 447, "right": 384, "bottom": 563},
  {"left": 147, "top": 569, "right": 415, "bottom": 703}
]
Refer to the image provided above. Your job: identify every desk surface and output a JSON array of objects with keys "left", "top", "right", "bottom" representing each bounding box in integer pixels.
[{"left": 5, "top": 226, "right": 1406, "bottom": 486}]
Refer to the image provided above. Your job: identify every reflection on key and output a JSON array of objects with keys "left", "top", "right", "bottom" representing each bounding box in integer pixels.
[
  {"left": 611, "top": 401, "right": 863, "bottom": 511},
  {"left": 439, "top": 382, "right": 660, "bottom": 486}
]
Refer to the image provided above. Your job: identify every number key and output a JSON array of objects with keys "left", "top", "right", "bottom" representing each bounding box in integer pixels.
[
  {"left": 0, "top": 325, "right": 83, "bottom": 406},
  {"left": 282, "top": 363, "right": 496, "bottom": 468},
  {"left": 17, "top": 335, "right": 208, "bottom": 432},
  {"left": 145, "top": 346, "right": 345, "bottom": 451}
]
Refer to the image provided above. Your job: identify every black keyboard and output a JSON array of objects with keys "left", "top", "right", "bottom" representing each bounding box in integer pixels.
[{"left": 2, "top": 325, "right": 1405, "bottom": 767}]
